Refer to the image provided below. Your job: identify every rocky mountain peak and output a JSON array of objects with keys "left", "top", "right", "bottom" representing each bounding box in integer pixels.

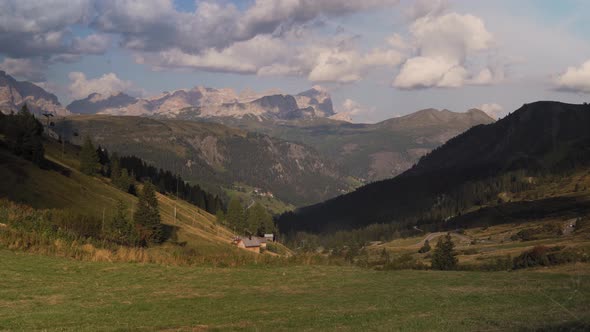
[
  {"left": 0, "top": 71, "right": 68, "bottom": 116},
  {"left": 295, "top": 86, "right": 334, "bottom": 117}
]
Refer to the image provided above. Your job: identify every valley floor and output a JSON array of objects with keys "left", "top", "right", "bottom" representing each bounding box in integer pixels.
[{"left": 1, "top": 249, "right": 589, "bottom": 331}]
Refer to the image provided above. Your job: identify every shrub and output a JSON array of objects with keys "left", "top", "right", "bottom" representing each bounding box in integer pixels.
[
  {"left": 511, "top": 229, "right": 535, "bottom": 241},
  {"left": 382, "top": 253, "right": 427, "bottom": 270},
  {"left": 512, "top": 245, "right": 586, "bottom": 269},
  {"left": 418, "top": 240, "right": 431, "bottom": 253},
  {"left": 266, "top": 242, "right": 288, "bottom": 255}
]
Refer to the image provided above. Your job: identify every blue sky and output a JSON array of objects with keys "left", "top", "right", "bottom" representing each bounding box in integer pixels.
[{"left": 1, "top": 0, "right": 589, "bottom": 122}]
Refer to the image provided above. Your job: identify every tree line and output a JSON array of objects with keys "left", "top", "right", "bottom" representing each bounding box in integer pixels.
[
  {"left": 0, "top": 105, "right": 45, "bottom": 166},
  {"left": 217, "top": 197, "right": 275, "bottom": 237},
  {"left": 79, "top": 137, "right": 224, "bottom": 214}
]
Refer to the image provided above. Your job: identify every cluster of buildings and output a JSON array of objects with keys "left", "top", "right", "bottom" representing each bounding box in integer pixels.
[{"left": 252, "top": 188, "right": 274, "bottom": 198}]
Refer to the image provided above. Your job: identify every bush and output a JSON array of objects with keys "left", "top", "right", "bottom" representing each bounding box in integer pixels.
[
  {"left": 50, "top": 210, "right": 102, "bottom": 238},
  {"left": 511, "top": 229, "right": 535, "bottom": 241},
  {"left": 512, "top": 245, "right": 587, "bottom": 269},
  {"left": 418, "top": 240, "right": 431, "bottom": 253},
  {"left": 266, "top": 242, "right": 288, "bottom": 255},
  {"left": 460, "top": 248, "right": 478, "bottom": 255},
  {"left": 461, "top": 255, "right": 512, "bottom": 271},
  {"left": 382, "top": 253, "right": 427, "bottom": 270}
]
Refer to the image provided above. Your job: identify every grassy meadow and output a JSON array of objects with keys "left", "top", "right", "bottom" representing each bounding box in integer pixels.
[{"left": 1, "top": 249, "right": 590, "bottom": 331}]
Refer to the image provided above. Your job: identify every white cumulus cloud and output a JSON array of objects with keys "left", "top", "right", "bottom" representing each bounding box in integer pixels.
[
  {"left": 68, "top": 72, "right": 140, "bottom": 100},
  {"left": 330, "top": 98, "right": 376, "bottom": 123},
  {"left": 555, "top": 60, "right": 590, "bottom": 94},
  {"left": 393, "top": 12, "right": 500, "bottom": 89},
  {"left": 0, "top": 57, "right": 48, "bottom": 81},
  {"left": 138, "top": 33, "right": 404, "bottom": 84}
]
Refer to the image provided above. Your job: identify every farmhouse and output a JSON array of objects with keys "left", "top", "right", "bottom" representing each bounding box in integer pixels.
[{"left": 233, "top": 236, "right": 267, "bottom": 253}]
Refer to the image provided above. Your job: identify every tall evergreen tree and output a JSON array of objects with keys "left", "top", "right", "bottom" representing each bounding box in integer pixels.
[
  {"left": 215, "top": 209, "right": 225, "bottom": 224},
  {"left": 110, "top": 152, "right": 121, "bottom": 182},
  {"left": 80, "top": 136, "right": 100, "bottom": 175},
  {"left": 106, "top": 200, "right": 138, "bottom": 246},
  {"left": 431, "top": 233, "right": 458, "bottom": 270},
  {"left": 226, "top": 197, "right": 245, "bottom": 234},
  {"left": 4, "top": 105, "right": 45, "bottom": 166},
  {"left": 96, "top": 145, "right": 110, "bottom": 175},
  {"left": 246, "top": 203, "right": 274, "bottom": 236},
  {"left": 134, "top": 182, "right": 163, "bottom": 245}
]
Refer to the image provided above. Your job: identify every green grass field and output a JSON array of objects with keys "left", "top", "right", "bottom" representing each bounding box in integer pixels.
[{"left": 1, "top": 249, "right": 589, "bottom": 331}]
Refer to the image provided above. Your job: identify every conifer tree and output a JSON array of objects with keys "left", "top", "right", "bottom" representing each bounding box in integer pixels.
[
  {"left": 110, "top": 152, "right": 121, "bottom": 182},
  {"left": 96, "top": 145, "right": 110, "bottom": 175},
  {"left": 215, "top": 209, "right": 225, "bottom": 224},
  {"left": 431, "top": 233, "right": 458, "bottom": 270},
  {"left": 5, "top": 105, "right": 45, "bottom": 166},
  {"left": 80, "top": 136, "right": 100, "bottom": 175},
  {"left": 118, "top": 168, "right": 131, "bottom": 192},
  {"left": 106, "top": 200, "right": 138, "bottom": 245},
  {"left": 226, "top": 197, "right": 245, "bottom": 233},
  {"left": 246, "top": 203, "right": 274, "bottom": 236},
  {"left": 134, "top": 182, "right": 163, "bottom": 245}
]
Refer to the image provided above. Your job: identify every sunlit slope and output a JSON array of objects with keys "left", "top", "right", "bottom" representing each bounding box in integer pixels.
[{"left": 0, "top": 140, "right": 239, "bottom": 254}]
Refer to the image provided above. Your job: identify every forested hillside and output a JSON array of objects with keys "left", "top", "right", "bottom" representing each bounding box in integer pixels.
[
  {"left": 278, "top": 102, "right": 590, "bottom": 234},
  {"left": 53, "top": 115, "right": 353, "bottom": 206},
  {"left": 192, "top": 108, "right": 494, "bottom": 181}
]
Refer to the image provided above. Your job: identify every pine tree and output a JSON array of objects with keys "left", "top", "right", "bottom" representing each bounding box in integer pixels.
[
  {"left": 106, "top": 200, "right": 138, "bottom": 245},
  {"left": 5, "top": 105, "right": 45, "bottom": 166},
  {"left": 134, "top": 182, "right": 163, "bottom": 245},
  {"left": 226, "top": 197, "right": 245, "bottom": 234},
  {"left": 118, "top": 168, "right": 132, "bottom": 192},
  {"left": 245, "top": 203, "right": 275, "bottom": 236},
  {"left": 431, "top": 233, "right": 458, "bottom": 270},
  {"left": 215, "top": 209, "right": 225, "bottom": 224},
  {"left": 96, "top": 145, "right": 110, "bottom": 175},
  {"left": 80, "top": 136, "right": 100, "bottom": 175},
  {"left": 246, "top": 203, "right": 262, "bottom": 235},
  {"left": 110, "top": 153, "right": 121, "bottom": 183}
]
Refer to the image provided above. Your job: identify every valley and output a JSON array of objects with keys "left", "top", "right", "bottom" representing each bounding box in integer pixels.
[
  {"left": 2, "top": 1, "right": 590, "bottom": 330},
  {"left": 195, "top": 107, "right": 493, "bottom": 180},
  {"left": 51, "top": 115, "right": 352, "bottom": 207}
]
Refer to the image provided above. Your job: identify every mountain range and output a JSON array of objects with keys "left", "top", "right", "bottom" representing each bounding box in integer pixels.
[
  {"left": 65, "top": 85, "right": 335, "bottom": 121},
  {"left": 0, "top": 71, "right": 495, "bottom": 206},
  {"left": 198, "top": 108, "right": 494, "bottom": 180},
  {"left": 278, "top": 101, "right": 590, "bottom": 233}
]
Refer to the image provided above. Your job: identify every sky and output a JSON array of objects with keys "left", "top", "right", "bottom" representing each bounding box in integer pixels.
[{"left": 1, "top": 0, "right": 589, "bottom": 123}]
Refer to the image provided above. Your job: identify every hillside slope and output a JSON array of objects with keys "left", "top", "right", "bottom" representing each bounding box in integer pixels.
[
  {"left": 52, "top": 115, "right": 351, "bottom": 206},
  {"left": 0, "top": 141, "right": 238, "bottom": 254},
  {"left": 278, "top": 101, "right": 590, "bottom": 233},
  {"left": 199, "top": 108, "right": 494, "bottom": 181}
]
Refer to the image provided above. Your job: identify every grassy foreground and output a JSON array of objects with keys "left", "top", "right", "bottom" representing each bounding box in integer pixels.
[{"left": 1, "top": 250, "right": 589, "bottom": 331}]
